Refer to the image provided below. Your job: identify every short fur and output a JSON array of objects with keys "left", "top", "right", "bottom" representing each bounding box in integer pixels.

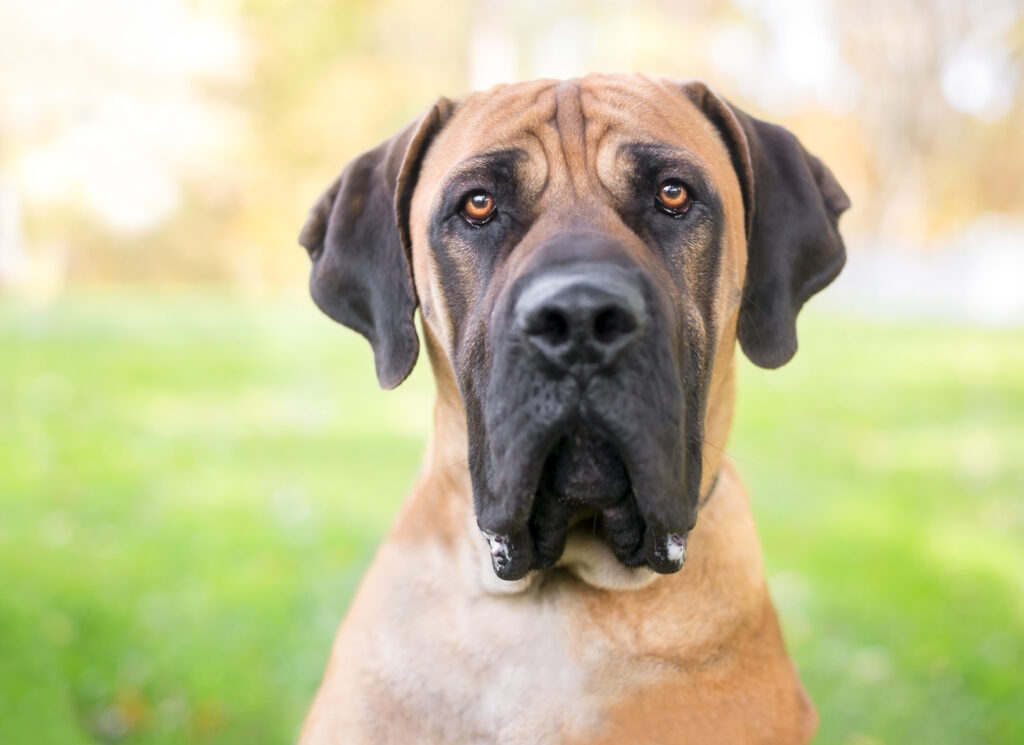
[{"left": 297, "top": 74, "right": 848, "bottom": 744}]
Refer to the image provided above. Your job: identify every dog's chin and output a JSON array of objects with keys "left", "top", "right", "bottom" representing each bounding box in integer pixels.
[{"left": 556, "top": 520, "right": 661, "bottom": 591}]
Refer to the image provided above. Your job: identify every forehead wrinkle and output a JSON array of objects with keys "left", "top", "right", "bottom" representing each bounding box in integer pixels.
[
  {"left": 582, "top": 118, "right": 621, "bottom": 206},
  {"left": 591, "top": 123, "right": 632, "bottom": 203},
  {"left": 522, "top": 128, "right": 551, "bottom": 199},
  {"left": 457, "top": 81, "right": 557, "bottom": 151},
  {"left": 584, "top": 91, "right": 674, "bottom": 146},
  {"left": 581, "top": 75, "right": 726, "bottom": 162},
  {"left": 553, "top": 80, "right": 588, "bottom": 200}
]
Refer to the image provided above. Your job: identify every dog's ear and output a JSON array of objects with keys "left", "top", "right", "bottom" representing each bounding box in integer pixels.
[
  {"left": 299, "top": 99, "right": 455, "bottom": 388},
  {"left": 683, "top": 82, "right": 850, "bottom": 368}
]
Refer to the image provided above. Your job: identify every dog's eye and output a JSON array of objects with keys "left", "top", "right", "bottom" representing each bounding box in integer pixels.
[
  {"left": 655, "top": 179, "right": 691, "bottom": 215},
  {"left": 461, "top": 190, "right": 496, "bottom": 225}
]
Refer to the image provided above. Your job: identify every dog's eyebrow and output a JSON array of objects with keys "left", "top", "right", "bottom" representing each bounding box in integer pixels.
[
  {"left": 440, "top": 148, "right": 528, "bottom": 190},
  {"left": 619, "top": 143, "right": 718, "bottom": 200}
]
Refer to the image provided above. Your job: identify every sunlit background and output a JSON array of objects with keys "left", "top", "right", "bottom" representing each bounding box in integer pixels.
[{"left": 2, "top": 1, "right": 1022, "bottom": 743}]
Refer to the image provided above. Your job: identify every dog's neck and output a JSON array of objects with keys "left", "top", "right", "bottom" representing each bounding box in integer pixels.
[{"left": 391, "top": 322, "right": 739, "bottom": 593}]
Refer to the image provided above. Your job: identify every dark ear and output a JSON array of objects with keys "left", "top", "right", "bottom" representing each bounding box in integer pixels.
[
  {"left": 683, "top": 82, "right": 850, "bottom": 368},
  {"left": 298, "top": 99, "right": 455, "bottom": 388}
]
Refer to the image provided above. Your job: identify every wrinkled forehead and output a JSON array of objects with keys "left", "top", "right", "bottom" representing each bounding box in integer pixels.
[{"left": 415, "top": 74, "right": 737, "bottom": 208}]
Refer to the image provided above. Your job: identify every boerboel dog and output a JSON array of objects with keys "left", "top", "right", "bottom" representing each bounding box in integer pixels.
[{"left": 297, "top": 74, "right": 848, "bottom": 744}]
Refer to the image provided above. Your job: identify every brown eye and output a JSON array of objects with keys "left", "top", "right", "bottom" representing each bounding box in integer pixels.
[
  {"left": 462, "top": 191, "right": 496, "bottom": 223},
  {"left": 657, "top": 179, "right": 690, "bottom": 213}
]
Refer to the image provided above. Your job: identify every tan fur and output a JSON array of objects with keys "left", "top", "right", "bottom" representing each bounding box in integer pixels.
[{"left": 299, "top": 74, "right": 815, "bottom": 745}]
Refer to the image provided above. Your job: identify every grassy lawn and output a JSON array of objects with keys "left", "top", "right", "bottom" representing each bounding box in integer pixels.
[{"left": 1, "top": 294, "right": 1021, "bottom": 744}]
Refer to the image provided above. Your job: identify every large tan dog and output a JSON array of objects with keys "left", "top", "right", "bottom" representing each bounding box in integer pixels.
[{"left": 297, "top": 74, "right": 848, "bottom": 744}]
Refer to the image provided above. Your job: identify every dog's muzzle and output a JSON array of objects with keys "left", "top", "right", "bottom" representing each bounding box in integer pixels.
[{"left": 470, "top": 247, "right": 696, "bottom": 582}]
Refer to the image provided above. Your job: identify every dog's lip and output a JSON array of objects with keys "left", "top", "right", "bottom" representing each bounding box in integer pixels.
[
  {"left": 537, "top": 428, "right": 692, "bottom": 573},
  {"left": 643, "top": 529, "right": 688, "bottom": 572},
  {"left": 480, "top": 501, "right": 691, "bottom": 579},
  {"left": 481, "top": 525, "right": 535, "bottom": 581},
  {"left": 476, "top": 366, "right": 693, "bottom": 580},
  {"left": 566, "top": 502, "right": 689, "bottom": 573},
  {"left": 553, "top": 518, "right": 687, "bottom": 585},
  {"left": 478, "top": 421, "right": 694, "bottom": 579}
]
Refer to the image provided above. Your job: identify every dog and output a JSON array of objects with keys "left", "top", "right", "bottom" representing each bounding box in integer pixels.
[{"left": 296, "top": 73, "right": 848, "bottom": 744}]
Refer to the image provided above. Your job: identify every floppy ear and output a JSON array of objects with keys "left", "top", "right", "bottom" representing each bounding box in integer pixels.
[
  {"left": 683, "top": 82, "right": 850, "bottom": 368},
  {"left": 299, "top": 99, "right": 455, "bottom": 388}
]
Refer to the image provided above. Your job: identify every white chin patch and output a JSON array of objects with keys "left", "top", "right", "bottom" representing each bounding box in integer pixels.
[{"left": 557, "top": 527, "right": 658, "bottom": 591}]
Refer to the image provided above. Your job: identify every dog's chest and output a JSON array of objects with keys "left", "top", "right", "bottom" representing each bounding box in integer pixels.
[{"left": 345, "top": 543, "right": 649, "bottom": 744}]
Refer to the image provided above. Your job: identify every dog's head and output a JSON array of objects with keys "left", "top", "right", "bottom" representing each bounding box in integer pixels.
[{"left": 300, "top": 75, "right": 848, "bottom": 582}]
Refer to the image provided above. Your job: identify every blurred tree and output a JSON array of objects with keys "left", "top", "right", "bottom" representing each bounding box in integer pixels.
[
  {"left": 0, "top": 0, "right": 1020, "bottom": 289},
  {"left": 835, "top": 0, "right": 1024, "bottom": 241}
]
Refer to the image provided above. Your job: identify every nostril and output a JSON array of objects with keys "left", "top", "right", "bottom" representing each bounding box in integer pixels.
[
  {"left": 593, "top": 306, "right": 638, "bottom": 345},
  {"left": 516, "top": 270, "right": 647, "bottom": 367},
  {"left": 529, "top": 308, "right": 571, "bottom": 346}
]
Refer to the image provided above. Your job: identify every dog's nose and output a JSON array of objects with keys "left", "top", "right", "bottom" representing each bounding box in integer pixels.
[{"left": 515, "top": 269, "right": 646, "bottom": 371}]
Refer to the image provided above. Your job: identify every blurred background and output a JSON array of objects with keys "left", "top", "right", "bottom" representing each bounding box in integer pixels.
[{"left": 1, "top": 0, "right": 1021, "bottom": 743}]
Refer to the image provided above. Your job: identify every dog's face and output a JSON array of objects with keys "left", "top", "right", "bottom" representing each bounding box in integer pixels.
[{"left": 300, "top": 74, "right": 848, "bottom": 582}]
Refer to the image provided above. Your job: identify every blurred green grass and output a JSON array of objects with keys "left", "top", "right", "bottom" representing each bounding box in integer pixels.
[{"left": 1, "top": 294, "right": 1022, "bottom": 744}]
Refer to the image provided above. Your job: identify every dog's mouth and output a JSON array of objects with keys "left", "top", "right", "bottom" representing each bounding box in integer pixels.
[
  {"left": 480, "top": 418, "right": 692, "bottom": 582},
  {"left": 530, "top": 427, "right": 644, "bottom": 570}
]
